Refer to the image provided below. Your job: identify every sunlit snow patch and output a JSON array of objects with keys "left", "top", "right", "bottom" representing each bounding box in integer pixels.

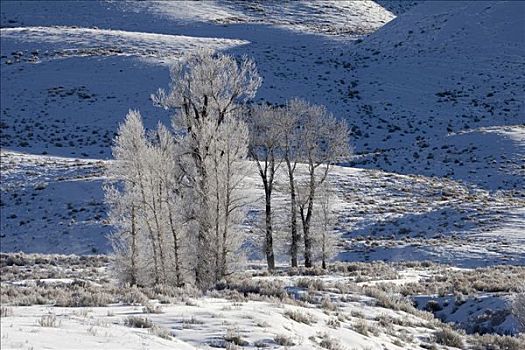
[{"left": 1, "top": 26, "right": 249, "bottom": 64}]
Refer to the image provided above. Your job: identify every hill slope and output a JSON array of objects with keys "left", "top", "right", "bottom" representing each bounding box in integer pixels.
[
  {"left": 342, "top": 1, "right": 525, "bottom": 190},
  {"left": 0, "top": 1, "right": 523, "bottom": 266}
]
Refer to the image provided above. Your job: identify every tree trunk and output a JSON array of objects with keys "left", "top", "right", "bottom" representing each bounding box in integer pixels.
[
  {"left": 194, "top": 150, "right": 212, "bottom": 289},
  {"left": 264, "top": 180, "right": 275, "bottom": 270},
  {"left": 167, "top": 203, "right": 183, "bottom": 286},
  {"left": 286, "top": 159, "right": 299, "bottom": 267},
  {"left": 302, "top": 168, "right": 316, "bottom": 268},
  {"left": 214, "top": 155, "right": 221, "bottom": 282},
  {"left": 321, "top": 201, "right": 328, "bottom": 270},
  {"left": 130, "top": 204, "right": 137, "bottom": 286},
  {"left": 137, "top": 169, "right": 160, "bottom": 284},
  {"left": 221, "top": 155, "right": 232, "bottom": 278},
  {"left": 151, "top": 180, "right": 167, "bottom": 283}
]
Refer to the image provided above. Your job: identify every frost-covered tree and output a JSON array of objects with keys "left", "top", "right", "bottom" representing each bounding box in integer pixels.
[
  {"left": 293, "top": 99, "right": 350, "bottom": 268},
  {"left": 311, "top": 182, "right": 339, "bottom": 269},
  {"left": 514, "top": 285, "right": 525, "bottom": 332},
  {"left": 105, "top": 110, "right": 159, "bottom": 286},
  {"left": 246, "top": 99, "right": 349, "bottom": 269},
  {"left": 149, "top": 123, "right": 188, "bottom": 286},
  {"left": 279, "top": 100, "right": 302, "bottom": 267},
  {"left": 153, "top": 49, "right": 260, "bottom": 288},
  {"left": 205, "top": 114, "right": 250, "bottom": 279},
  {"left": 106, "top": 111, "right": 191, "bottom": 287},
  {"left": 244, "top": 104, "right": 283, "bottom": 270}
]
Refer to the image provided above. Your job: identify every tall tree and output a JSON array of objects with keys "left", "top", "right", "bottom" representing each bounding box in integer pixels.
[
  {"left": 105, "top": 110, "right": 160, "bottom": 286},
  {"left": 312, "top": 182, "right": 338, "bottom": 269},
  {"left": 294, "top": 100, "right": 350, "bottom": 268},
  {"left": 244, "top": 104, "right": 283, "bottom": 270},
  {"left": 205, "top": 114, "right": 250, "bottom": 279},
  {"left": 153, "top": 49, "right": 261, "bottom": 288},
  {"left": 279, "top": 100, "right": 302, "bottom": 267}
]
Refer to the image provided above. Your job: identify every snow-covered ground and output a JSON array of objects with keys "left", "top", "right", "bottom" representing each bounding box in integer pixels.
[
  {"left": 2, "top": 254, "right": 523, "bottom": 349},
  {"left": 1, "top": 1, "right": 524, "bottom": 348},
  {"left": 2, "top": 150, "right": 523, "bottom": 267},
  {"left": 0, "top": 300, "right": 422, "bottom": 350}
]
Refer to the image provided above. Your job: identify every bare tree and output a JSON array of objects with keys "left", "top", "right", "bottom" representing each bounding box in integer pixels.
[
  {"left": 312, "top": 182, "right": 339, "bottom": 269},
  {"left": 279, "top": 100, "right": 302, "bottom": 267},
  {"left": 293, "top": 99, "right": 350, "bottom": 268},
  {"left": 153, "top": 49, "right": 261, "bottom": 288},
  {"left": 244, "top": 104, "right": 283, "bottom": 271}
]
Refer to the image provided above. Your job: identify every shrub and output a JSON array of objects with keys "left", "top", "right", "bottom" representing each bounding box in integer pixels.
[
  {"left": 434, "top": 327, "right": 464, "bottom": 349},
  {"left": 512, "top": 286, "right": 525, "bottom": 331},
  {"left": 142, "top": 302, "right": 163, "bottom": 314},
  {"left": 218, "top": 278, "right": 288, "bottom": 301},
  {"left": 321, "top": 297, "right": 337, "bottom": 311},
  {"left": 353, "top": 319, "right": 369, "bottom": 336},
  {"left": 326, "top": 317, "right": 341, "bottom": 328},
  {"left": 470, "top": 334, "right": 525, "bottom": 350},
  {"left": 183, "top": 316, "right": 204, "bottom": 326},
  {"left": 351, "top": 309, "right": 365, "bottom": 318},
  {"left": 225, "top": 328, "right": 249, "bottom": 346},
  {"left": 296, "top": 278, "right": 325, "bottom": 291},
  {"left": 119, "top": 286, "right": 149, "bottom": 305},
  {"left": 274, "top": 334, "right": 295, "bottom": 346},
  {"left": 55, "top": 289, "right": 113, "bottom": 307},
  {"left": 362, "top": 286, "right": 428, "bottom": 318},
  {"left": 38, "top": 314, "right": 60, "bottom": 327},
  {"left": 375, "top": 313, "right": 394, "bottom": 328},
  {"left": 124, "top": 316, "right": 153, "bottom": 328},
  {"left": 284, "top": 309, "right": 316, "bottom": 324},
  {"left": 319, "top": 333, "right": 343, "bottom": 350},
  {"left": 149, "top": 325, "right": 172, "bottom": 340}
]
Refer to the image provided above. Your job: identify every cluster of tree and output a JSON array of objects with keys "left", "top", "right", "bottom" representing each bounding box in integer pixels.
[
  {"left": 105, "top": 50, "right": 259, "bottom": 290},
  {"left": 246, "top": 99, "right": 350, "bottom": 270},
  {"left": 105, "top": 49, "right": 350, "bottom": 290}
]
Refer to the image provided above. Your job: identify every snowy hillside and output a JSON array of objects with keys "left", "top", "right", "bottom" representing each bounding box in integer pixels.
[
  {"left": 374, "top": 1, "right": 420, "bottom": 16},
  {"left": 1, "top": 0, "right": 523, "bottom": 262},
  {"left": 127, "top": 0, "right": 395, "bottom": 36},
  {"left": 1, "top": 0, "right": 524, "bottom": 263},
  {"left": 342, "top": 1, "right": 525, "bottom": 190},
  {"left": 2, "top": 149, "right": 524, "bottom": 268}
]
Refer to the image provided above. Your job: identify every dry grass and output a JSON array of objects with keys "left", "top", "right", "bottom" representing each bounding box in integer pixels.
[
  {"left": 353, "top": 319, "right": 370, "bottom": 336},
  {"left": 149, "top": 324, "right": 172, "bottom": 340},
  {"left": 0, "top": 306, "right": 13, "bottom": 317},
  {"left": 284, "top": 309, "right": 316, "bottom": 324},
  {"left": 38, "top": 314, "right": 60, "bottom": 327},
  {"left": 469, "top": 333, "right": 525, "bottom": 350},
  {"left": 124, "top": 316, "right": 153, "bottom": 328},
  {"left": 274, "top": 334, "right": 295, "bottom": 346},
  {"left": 318, "top": 333, "right": 344, "bottom": 350},
  {"left": 434, "top": 327, "right": 464, "bottom": 349}
]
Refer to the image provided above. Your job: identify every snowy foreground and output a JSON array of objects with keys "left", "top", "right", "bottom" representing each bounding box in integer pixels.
[{"left": 1, "top": 254, "right": 524, "bottom": 350}]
